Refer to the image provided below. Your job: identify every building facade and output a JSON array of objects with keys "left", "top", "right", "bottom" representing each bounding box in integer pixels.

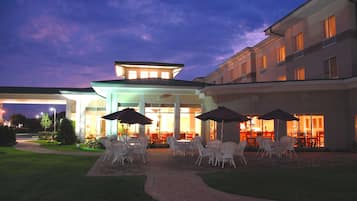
[{"left": 1, "top": 0, "right": 357, "bottom": 150}]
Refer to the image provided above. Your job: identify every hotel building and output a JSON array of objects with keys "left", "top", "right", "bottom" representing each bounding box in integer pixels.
[{"left": 0, "top": 0, "right": 356, "bottom": 150}]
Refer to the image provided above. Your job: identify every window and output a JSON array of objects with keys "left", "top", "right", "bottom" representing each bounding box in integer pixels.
[
  {"left": 241, "top": 62, "right": 247, "bottom": 75},
  {"left": 140, "top": 71, "right": 149, "bottom": 79},
  {"left": 295, "top": 67, "right": 305, "bottom": 80},
  {"left": 278, "top": 75, "right": 287, "bottom": 81},
  {"left": 149, "top": 71, "right": 158, "bottom": 78},
  {"left": 161, "top": 72, "right": 170, "bottom": 79},
  {"left": 324, "top": 15, "right": 336, "bottom": 39},
  {"left": 276, "top": 46, "right": 286, "bottom": 63},
  {"left": 261, "top": 56, "right": 267, "bottom": 69},
  {"left": 324, "top": 57, "right": 338, "bottom": 79},
  {"left": 128, "top": 71, "right": 137, "bottom": 79},
  {"left": 295, "top": 32, "right": 304, "bottom": 51}
]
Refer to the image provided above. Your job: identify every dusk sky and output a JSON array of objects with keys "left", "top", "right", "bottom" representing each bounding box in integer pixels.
[{"left": 0, "top": 0, "right": 305, "bottom": 119}]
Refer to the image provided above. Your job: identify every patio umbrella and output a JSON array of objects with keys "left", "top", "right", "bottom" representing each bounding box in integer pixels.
[
  {"left": 102, "top": 108, "right": 152, "bottom": 140},
  {"left": 102, "top": 108, "right": 152, "bottom": 125},
  {"left": 195, "top": 106, "right": 250, "bottom": 141},
  {"left": 258, "top": 109, "right": 299, "bottom": 140}
]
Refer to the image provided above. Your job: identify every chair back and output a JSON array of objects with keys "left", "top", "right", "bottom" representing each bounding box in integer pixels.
[
  {"left": 236, "top": 141, "right": 247, "bottom": 155},
  {"left": 280, "top": 136, "right": 296, "bottom": 151},
  {"left": 221, "top": 141, "right": 237, "bottom": 157},
  {"left": 256, "top": 136, "right": 264, "bottom": 146},
  {"left": 207, "top": 140, "right": 222, "bottom": 150}
]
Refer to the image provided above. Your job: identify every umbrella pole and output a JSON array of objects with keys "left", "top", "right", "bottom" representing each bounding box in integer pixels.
[{"left": 221, "top": 120, "right": 224, "bottom": 142}]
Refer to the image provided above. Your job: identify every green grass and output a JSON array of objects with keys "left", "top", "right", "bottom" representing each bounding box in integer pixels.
[
  {"left": 0, "top": 147, "right": 155, "bottom": 201},
  {"left": 200, "top": 164, "right": 357, "bottom": 201},
  {"left": 33, "top": 140, "right": 104, "bottom": 152}
]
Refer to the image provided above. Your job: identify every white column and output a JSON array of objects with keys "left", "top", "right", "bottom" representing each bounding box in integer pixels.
[
  {"left": 75, "top": 100, "right": 87, "bottom": 140},
  {"left": 105, "top": 93, "right": 118, "bottom": 136},
  {"left": 139, "top": 95, "right": 145, "bottom": 136},
  {"left": 174, "top": 95, "right": 180, "bottom": 139},
  {"left": 0, "top": 103, "right": 3, "bottom": 124},
  {"left": 65, "top": 99, "right": 73, "bottom": 120}
]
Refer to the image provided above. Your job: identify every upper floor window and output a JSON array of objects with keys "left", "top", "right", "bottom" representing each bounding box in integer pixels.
[
  {"left": 324, "top": 57, "right": 338, "bottom": 79},
  {"left": 276, "top": 46, "right": 286, "bottom": 63},
  {"left": 149, "top": 71, "right": 158, "bottom": 78},
  {"left": 161, "top": 72, "right": 170, "bottom": 79},
  {"left": 324, "top": 15, "right": 336, "bottom": 39},
  {"left": 261, "top": 56, "right": 267, "bottom": 69},
  {"left": 140, "top": 71, "right": 149, "bottom": 79},
  {"left": 241, "top": 62, "right": 248, "bottom": 75},
  {"left": 295, "top": 67, "right": 305, "bottom": 80},
  {"left": 295, "top": 32, "right": 304, "bottom": 51},
  {"left": 128, "top": 70, "right": 137, "bottom": 79}
]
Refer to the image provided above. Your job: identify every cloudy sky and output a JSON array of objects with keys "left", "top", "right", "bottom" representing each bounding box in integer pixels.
[{"left": 0, "top": 0, "right": 305, "bottom": 118}]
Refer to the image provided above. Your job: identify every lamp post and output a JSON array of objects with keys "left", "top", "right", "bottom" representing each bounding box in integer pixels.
[{"left": 49, "top": 107, "right": 57, "bottom": 133}]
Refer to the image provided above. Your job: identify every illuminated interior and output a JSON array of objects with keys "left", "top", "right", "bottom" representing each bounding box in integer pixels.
[
  {"left": 239, "top": 114, "right": 325, "bottom": 147},
  {"left": 85, "top": 106, "right": 202, "bottom": 144},
  {"left": 240, "top": 116, "right": 275, "bottom": 145},
  {"left": 287, "top": 114, "right": 325, "bottom": 147}
]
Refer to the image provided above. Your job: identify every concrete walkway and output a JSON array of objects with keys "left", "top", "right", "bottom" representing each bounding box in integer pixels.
[
  {"left": 144, "top": 150, "right": 271, "bottom": 201},
  {"left": 16, "top": 140, "right": 271, "bottom": 201}
]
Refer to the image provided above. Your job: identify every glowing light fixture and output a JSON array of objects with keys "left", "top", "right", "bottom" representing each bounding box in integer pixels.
[{"left": 49, "top": 107, "right": 57, "bottom": 133}]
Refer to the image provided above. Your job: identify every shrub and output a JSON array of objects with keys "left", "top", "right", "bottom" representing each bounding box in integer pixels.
[
  {"left": 56, "top": 118, "right": 76, "bottom": 145},
  {"left": 38, "top": 131, "right": 55, "bottom": 140},
  {"left": 0, "top": 126, "right": 16, "bottom": 146}
]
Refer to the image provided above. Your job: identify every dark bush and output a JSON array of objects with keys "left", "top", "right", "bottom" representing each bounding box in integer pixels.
[
  {"left": 56, "top": 118, "right": 76, "bottom": 145},
  {"left": 0, "top": 126, "right": 16, "bottom": 146}
]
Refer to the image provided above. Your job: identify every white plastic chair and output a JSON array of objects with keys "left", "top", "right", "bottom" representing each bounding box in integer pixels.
[
  {"left": 279, "top": 136, "right": 297, "bottom": 159},
  {"left": 111, "top": 141, "right": 131, "bottom": 165},
  {"left": 167, "top": 136, "right": 186, "bottom": 156},
  {"left": 195, "top": 142, "right": 214, "bottom": 166},
  {"left": 100, "top": 138, "right": 114, "bottom": 161},
  {"left": 256, "top": 136, "right": 264, "bottom": 156},
  {"left": 215, "top": 141, "right": 237, "bottom": 168},
  {"left": 236, "top": 141, "right": 247, "bottom": 165}
]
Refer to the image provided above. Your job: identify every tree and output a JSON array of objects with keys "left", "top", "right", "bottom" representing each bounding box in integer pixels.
[
  {"left": 40, "top": 113, "right": 52, "bottom": 131},
  {"left": 57, "top": 118, "right": 76, "bottom": 145},
  {"left": 10, "top": 114, "right": 26, "bottom": 127}
]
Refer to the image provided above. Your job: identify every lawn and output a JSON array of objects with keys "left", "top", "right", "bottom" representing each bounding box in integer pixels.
[
  {"left": 33, "top": 140, "right": 104, "bottom": 152},
  {"left": 0, "top": 147, "right": 155, "bottom": 201},
  {"left": 200, "top": 163, "right": 357, "bottom": 201}
]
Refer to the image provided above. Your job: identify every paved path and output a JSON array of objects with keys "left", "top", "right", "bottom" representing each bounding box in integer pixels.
[
  {"left": 144, "top": 150, "right": 271, "bottom": 201},
  {"left": 15, "top": 139, "right": 101, "bottom": 156},
  {"left": 16, "top": 140, "right": 271, "bottom": 201}
]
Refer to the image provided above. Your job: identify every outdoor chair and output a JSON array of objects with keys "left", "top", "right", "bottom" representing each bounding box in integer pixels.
[
  {"left": 260, "top": 139, "right": 274, "bottom": 158},
  {"left": 100, "top": 138, "right": 114, "bottom": 161},
  {"left": 112, "top": 141, "right": 131, "bottom": 165},
  {"left": 167, "top": 136, "right": 186, "bottom": 156},
  {"left": 215, "top": 141, "right": 237, "bottom": 168},
  {"left": 279, "top": 136, "right": 297, "bottom": 159},
  {"left": 236, "top": 141, "right": 247, "bottom": 165},
  {"left": 195, "top": 141, "right": 214, "bottom": 166},
  {"left": 256, "top": 136, "right": 264, "bottom": 156}
]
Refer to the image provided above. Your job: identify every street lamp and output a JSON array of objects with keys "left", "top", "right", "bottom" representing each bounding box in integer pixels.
[{"left": 49, "top": 107, "right": 57, "bottom": 133}]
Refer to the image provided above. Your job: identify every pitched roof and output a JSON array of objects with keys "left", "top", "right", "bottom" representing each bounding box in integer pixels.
[
  {"left": 0, "top": 86, "right": 94, "bottom": 94},
  {"left": 92, "top": 78, "right": 208, "bottom": 88},
  {"left": 114, "top": 61, "right": 184, "bottom": 68}
]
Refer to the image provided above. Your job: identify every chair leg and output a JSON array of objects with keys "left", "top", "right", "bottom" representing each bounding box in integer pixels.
[{"left": 231, "top": 159, "right": 236, "bottom": 168}]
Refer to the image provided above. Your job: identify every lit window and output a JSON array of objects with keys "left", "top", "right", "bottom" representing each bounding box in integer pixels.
[
  {"left": 324, "top": 15, "right": 336, "bottom": 39},
  {"left": 115, "top": 65, "right": 124, "bottom": 77},
  {"left": 261, "top": 56, "right": 267, "bottom": 69},
  {"left": 295, "top": 32, "right": 304, "bottom": 51},
  {"left": 295, "top": 67, "right": 305, "bottom": 80},
  {"left": 149, "top": 71, "right": 158, "bottom": 78},
  {"left": 278, "top": 75, "right": 286, "bottom": 81},
  {"left": 241, "top": 62, "right": 247, "bottom": 75},
  {"left": 276, "top": 46, "right": 286, "bottom": 63},
  {"left": 128, "top": 71, "right": 137, "bottom": 79},
  {"left": 324, "top": 57, "right": 338, "bottom": 79},
  {"left": 161, "top": 72, "right": 170, "bottom": 79},
  {"left": 140, "top": 71, "right": 149, "bottom": 79}
]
